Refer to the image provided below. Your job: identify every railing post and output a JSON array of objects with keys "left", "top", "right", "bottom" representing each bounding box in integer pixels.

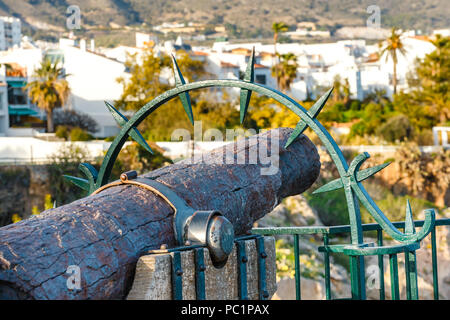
[
  {"left": 194, "top": 247, "right": 206, "bottom": 300},
  {"left": 294, "top": 234, "right": 301, "bottom": 300},
  {"left": 256, "top": 236, "right": 269, "bottom": 300},
  {"left": 350, "top": 255, "right": 366, "bottom": 300},
  {"left": 172, "top": 251, "right": 183, "bottom": 300},
  {"left": 323, "top": 234, "right": 331, "bottom": 300},
  {"left": 431, "top": 228, "right": 439, "bottom": 300},
  {"left": 377, "top": 229, "right": 385, "bottom": 300},
  {"left": 236, "top": 240, "right": 248, "bottom": 300},
  {"left": 389, "top": 254, "right": 400, "bottom": 300},
  {"left": 404, "top": 250, "right": 419, "bottom": 300}
]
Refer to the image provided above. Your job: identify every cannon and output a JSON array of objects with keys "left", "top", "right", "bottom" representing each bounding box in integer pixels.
[
  {"left": 0, "top": 50, "right": 435, "bottom": 300},
  {"left": 0, "top": 127, "right": 320, "bottom": 299}
]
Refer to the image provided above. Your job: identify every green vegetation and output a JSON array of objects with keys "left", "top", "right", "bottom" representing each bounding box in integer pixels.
[
  {"left": 111, "top": 142, "right": 173, "bottom": 181},
  {"left": 69, "top": 127, "right": 93, "bottom": 141},
  {"left": 272, "top": 53, "right": 299, "bottom": 93},
  {"left": 306, "top": 176, "right": 441, "bottom": 228},
  {"left": 12, "top": 0, "right": 449, "bottom": 44},
  {"left": 26, "top": 58, "right": 70, "bottom": 133},
  {"left": 275, "top": 239, "right": 324, "bottom": 279},
  {"left": 380, "top": 28, "right": 407, "bottom": 94}
]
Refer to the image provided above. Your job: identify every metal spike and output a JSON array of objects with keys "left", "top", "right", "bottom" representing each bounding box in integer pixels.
[
  {"left": 355, "top": 162, "right": 391, "bottom": 181},
  {"left": 63, "top": 175, "right": 90, "bottom": 191},
  {"left": 105, "top": 101, "right": 154, "bottom": 154},
  {"left": 312, "top": 178, "right": 343, "bottom": 194},
  {"left": 404, "top": 199, "right": 416, "bottom": 234},
  {"left": 239, "top": 47, "right": 255, "bottom": 123},
  {"left": 285, "top": 87, "right": 333, "bottom": 148},
  {"left": 171, "top": 54, "right": 194, "bottom": 125},
  {"left": 313, "top": 161, "right": 390, "bottom": 194}
]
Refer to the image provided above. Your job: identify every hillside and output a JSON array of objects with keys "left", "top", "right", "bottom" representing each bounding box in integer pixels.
[{"left": 1, "top": 0, "right": 449, "bottom": 42}]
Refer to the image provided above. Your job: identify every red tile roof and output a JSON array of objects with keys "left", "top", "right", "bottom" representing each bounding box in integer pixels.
[
  {"left": 254, "top": 63, "right": 268, "bottom": 69},
  {"left": 194, "top": 51, "right": 209, "bottom": 56},
  {"left": 220, "top": 61, "right": 239, "bottom": 68}
]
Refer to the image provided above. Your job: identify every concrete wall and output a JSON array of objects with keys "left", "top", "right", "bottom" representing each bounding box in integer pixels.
[{"left": 0, "top": 137, "right": 113, "bottom": 163}]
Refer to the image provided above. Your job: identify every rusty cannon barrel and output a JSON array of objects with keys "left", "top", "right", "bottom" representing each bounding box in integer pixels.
[{"left": 0, "top": 127, "right": 320, "bottom": 299}]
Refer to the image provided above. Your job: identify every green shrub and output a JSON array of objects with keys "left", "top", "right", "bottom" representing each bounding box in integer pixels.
[
  {"left": 304, "top": 189, "right": 349, "bottom": 226},
  {"left": 70, "top": 127, "right": 93, "bottom": 141},
  {"left": 349, "top": 100, "right": 361, "bottom": 111},
  {"left": 55, "top": 125, "right": 69, "bottom": 140},
  {"left": 376, "top": 115, "right": 414, "bottom": 142}
]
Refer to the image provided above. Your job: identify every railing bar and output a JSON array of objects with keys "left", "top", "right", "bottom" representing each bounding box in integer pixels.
[
  {"left": 323, "top": 234, "right": 331, "bottom": 300},
  {"left": 194, "top": 247, "right": 206, "bottom": 300},
  {"left": 405, "top": 250, "right": 411, "bottom": 300},
  {"left": 294, "top": 234, "right": 301, "bottom": 300},
  {"left": 171, "top": 251, "right": 183, "bottom": 300},
  {"left": 236, "top": 240, "right": 248, "bottom": 300},
  {"left": 389, "top": 254, "right": 400, "bottom": 300},
  {"left": 256, "top": 236, "right": 268, "bottom": 300},
  {"left": 377, "top": 229, "right": 385, "bottom": 300},
  {"left": 349, "top": 255, "right": 365, "bottom": 300},
  {"left": 431, "top": 228, "right": 439, "bottom": 300},
  {"left": 406, "top": 250, "right": 419, "bottom": 300},
  {"left": 252, "top": 218, "right": 450, "bottom": 237}
]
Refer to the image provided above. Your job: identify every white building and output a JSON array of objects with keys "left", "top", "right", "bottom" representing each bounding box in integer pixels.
[
  {"left": 58, "top": 38, "right": 130, "bottom": 137},
  {"left": 0, "top": 17, "right": 21, "bottom": 51},
  {"left": 0, "top": 77, "right": 7, "bottom": 136}
]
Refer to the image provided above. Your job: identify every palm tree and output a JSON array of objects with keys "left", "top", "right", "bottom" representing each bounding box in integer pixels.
[
  {"left": 271, "top": 53, "right": 298, "bottom": 93},
  {"left": 332, "top": 75, "right": 343, "bottom": 102},
  {"left": 26, "top": 58, "right": 70, "bottom": 133},
  {"left": 380, "top": 27, "right": 407, "bottom": 95},
  {"left": 272, "top": 22, "right": 289, "bottom": 56}
]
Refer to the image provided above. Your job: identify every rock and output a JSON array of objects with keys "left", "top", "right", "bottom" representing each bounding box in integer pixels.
[{"left": 272, "top": 276, "right": 325, "bottom": 300}]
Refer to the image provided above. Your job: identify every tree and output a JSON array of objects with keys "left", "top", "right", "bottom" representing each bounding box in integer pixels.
[
  {"left": 394, "top": 35, "right": 450, "bottom": 128},
  {"left": 409, "top": 34, "right": 450, "bottom": 123},
  {"left": 26, "top": 58, "right": 70, "bottom": 132},
  {"left": 115, "top": 48, "right": 241, "bottom": 141},
  {"left": 54, "top": 109, "right": 99, "bottom": 134},
  {"left": 332, "top": 75, "right": 343, "bottom": 102},
  {"left": 379, "top": 27, "right": 407, "bottom": 94},
  {"left": 271, "top": 53, "right": 298, "bottom": 93},
  {"left": 272, "top": 22, "right": 289, "bottom": 56},
  {"left": 271, "top": 22, "right": 289, "bottom": 90}
]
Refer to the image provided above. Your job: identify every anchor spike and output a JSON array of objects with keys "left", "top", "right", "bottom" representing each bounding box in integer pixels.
[
  {"left": 404, "top": 199, "right": 416, "bottom": 234},
  {"left": 239, "top": 46, "right": 255, "bottom": 123},
  {"left": 285, "top": 87, "right": 333, "bottom": 148},
  {"left": 63, "top": 175, "right": 90, "bottom": 191},
  {"left": 105, "top": 101, "right": 154, "bottom": 154},
  {"left": 313, "top": 161, "right": 390, "bottom": 194},
  {"left": 171, "top": 54, "right": 194, "bottom": 125}
]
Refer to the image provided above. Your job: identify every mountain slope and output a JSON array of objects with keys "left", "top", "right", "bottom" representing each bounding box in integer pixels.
[{"left": 1, "top": 0, "right": 448, "bottom": 38}]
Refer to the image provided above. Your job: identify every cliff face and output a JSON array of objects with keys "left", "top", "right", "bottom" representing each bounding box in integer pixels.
[
  {"left": 0, "top": 166, "right": 44, "bottom": 226},
  {"left": 0, "top": 166, "right": 51, "bottom": 226}
]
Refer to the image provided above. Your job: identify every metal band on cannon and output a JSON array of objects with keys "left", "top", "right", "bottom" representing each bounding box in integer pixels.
[{"left": 92, "top": 170, "right": 235, "bottom": 265}]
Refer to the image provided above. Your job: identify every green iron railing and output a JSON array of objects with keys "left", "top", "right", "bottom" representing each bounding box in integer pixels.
[
  {"left": 253, "top": 218, "right": 450, "bottom": 300},
  {"left": 63, "top": 48, "right": 442, "bottom": 300}
]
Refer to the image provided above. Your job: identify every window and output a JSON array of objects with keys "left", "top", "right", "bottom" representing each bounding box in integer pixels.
[
  {"left": 8, "top": 85, "right": 27, "bottom": 105},
  {"left": 255, "top": 74, "right": 266, "bottom": 85}
]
